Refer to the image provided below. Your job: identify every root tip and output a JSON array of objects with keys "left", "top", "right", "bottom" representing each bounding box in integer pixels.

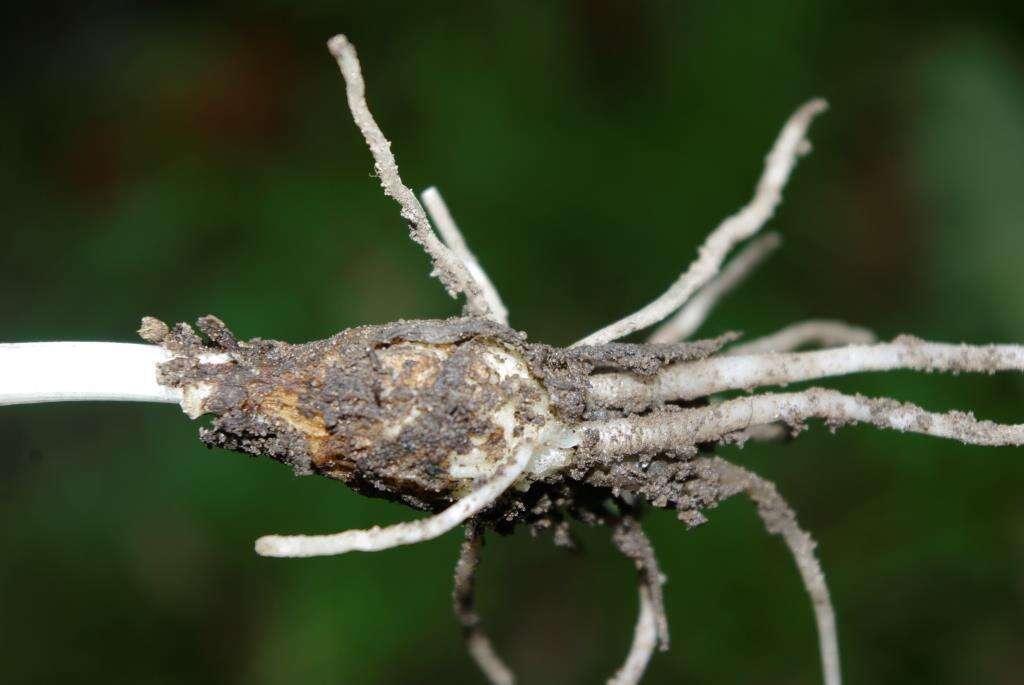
[
  {"left": 255, "top": 535, "right": 290, "bottom": 557},
  {"left": 807, "top": 97, "right": 829, "bottom": 114},
  {"left": 327, "top": 34, "right": 351, "bottom": 57}
]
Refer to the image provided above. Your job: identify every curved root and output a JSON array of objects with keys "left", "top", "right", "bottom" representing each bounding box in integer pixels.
[
  {"left": 701, "top": 456, "right": 840, "bottom": 685},
  {"left": 453, "top": 522, "right": 516, "bottom": 685}
]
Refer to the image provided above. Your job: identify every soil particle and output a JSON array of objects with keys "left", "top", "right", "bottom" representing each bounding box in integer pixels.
[{"left": 138, "top": 316, "right": 169, "bottom": 344}]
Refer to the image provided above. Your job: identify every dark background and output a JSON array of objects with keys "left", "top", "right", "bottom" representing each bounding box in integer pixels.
[{"left": 4, "top": 2, "right": 1024, "bottom": 683}]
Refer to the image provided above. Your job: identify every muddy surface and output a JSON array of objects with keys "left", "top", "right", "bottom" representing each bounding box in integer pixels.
[{"left": 145, "top": 315, "right": 730, "bottom": 527}]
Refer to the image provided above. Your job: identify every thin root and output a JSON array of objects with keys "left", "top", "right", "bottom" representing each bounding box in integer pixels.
[
  {"left": 607, "top": 584, "right": 660, "bottom": 685},
  {"left": 587, "top": 387, "right": 1024, "bottom": 458},
  {"left": 702, "top": 456, "right": 840, "bottom": 685},
  {"left": 574, "top": 99, "right": 827, "bottom": 347},
  {"left": 648, "top": 232, "right": 781, "bottom": 344},
  {"left": 255, "top": 441, "right": 536, "bottom": 557},
  {"left": 589, "top": 337, "right": 1024, "bottom": 409},
  {"left": 453, "top": 522, "right": 516, "bottom": 685},
  {"left": 326, "top": 35, "right": 491, "bottom": 317},
  {"left": 607, "top": 516, "right": 667, "bottom": 685},
  {"left": 422, "top": 187, "right": 509, "bottom": 325},
  {"left": 726, "top": 320, "right": 876, "bottom": 356},
  {"left": 612, "top": 517, "right": 669, "bottom": 649}
]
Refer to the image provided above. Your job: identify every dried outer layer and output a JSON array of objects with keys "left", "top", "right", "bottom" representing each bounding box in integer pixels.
[
  {"left": 145, "top": 315, "right": 734, "bottom": 521},
  {"left": 150, "top": 316, "right": 549, "bottom": 511},
  {"left": 560, "top": 333, "right": 738, "bottom": 376}
]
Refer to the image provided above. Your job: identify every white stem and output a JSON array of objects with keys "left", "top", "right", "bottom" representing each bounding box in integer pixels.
[{"left": 0, "top": 342, "right": 181, "bottom": 406}]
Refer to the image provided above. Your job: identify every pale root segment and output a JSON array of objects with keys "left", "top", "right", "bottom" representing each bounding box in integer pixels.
[
  {"left": 608, "top": 517, "right": 668, "bottom": 685},
  {"left": 589, "top": 338, "right": 1024, "bottom": 409},
  {"left": 586, "top": 387, "right": 1024, "bottom": 458},
  {"left": 327, "top": 35, "right": 492, "bottom": 318},
  {"left": 612, "top": 517, "right": 669, "bottom": 649},
  {"left": 726, "top": 320, "right": 876, "bottom": 356},
  {"left": 453, "top": 523, "right": 516, "bottom": 685},
  {"left": 648, "top": 232, "right": 781, "bottom": 344},
  {"left": 705, "top": 457, "right": 840, "bottom": 685},
  {"left": 607, "top": 585, "right": 660, "bottom": 685},
  {"left": 422, "top": 187, "right": 509, "bottom": 325},
  {"left": 255, "top": 441, "right": 537, "bottom": 557},
  {"left": 574, "top": 99, "right": 828, "bottom": 347}
]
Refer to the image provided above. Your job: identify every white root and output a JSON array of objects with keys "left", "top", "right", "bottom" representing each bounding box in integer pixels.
[
  {"left": 421, "top": 187, "right": 509, "bottom": 325},
  {"left": 607, "top": 584, "right": 659, "bottom": 685},
  {"left": 586, "top": 387, "right": 1024, "bottom": 458},
  {"left": 611, "top": 517, "right": 669, "bottom": 649},
  {"left": 466, "top": 629, "right": 515, "bottom": 685},
  {"left": 453, "top": 524, "right": 516, "bottom": 685},
  {"left": 648, "top": 232, "right": 781, "bottom": 344},
  {"left": 254, "top": 441, "right": 536, "bottom": 558},
  {"left": 327, "top": 35, "right": 492, "bottom": 318},
  {"left": 589, "top": 338, "right": 1024, "bottom": 409},
  {"left": 705, "top": 457, "right": 840, "bottom": 685},
  {"left": 573, "top": 99, "right": 827, "bottom": 347},
  {"left": 607, "top": 516, "right": 668, "bottom": 685},
  {"left": 726, "top": 320, "right": 876, "bottom": 356}
]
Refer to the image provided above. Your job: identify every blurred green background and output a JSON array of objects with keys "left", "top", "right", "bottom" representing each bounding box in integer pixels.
[{"left": 4, "top": 2, "right": 1024, "bottom": 683}]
